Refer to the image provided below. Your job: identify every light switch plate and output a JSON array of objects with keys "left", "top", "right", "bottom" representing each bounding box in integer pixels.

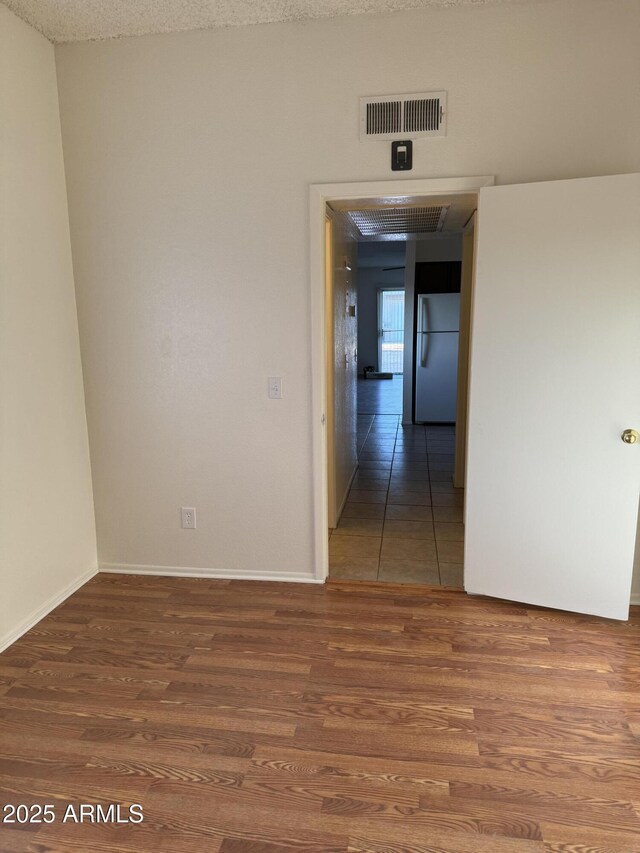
[{"left": 268, "top": 377, "right": 282, "bottom": 399}]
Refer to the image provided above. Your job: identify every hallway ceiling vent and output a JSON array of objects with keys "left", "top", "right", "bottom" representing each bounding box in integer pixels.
[
  {"left": 346, "top": 206, "right": 449, "bottom": 237},
  {"left": 360, "top": 91, "right": 447, "bottom": 141}
]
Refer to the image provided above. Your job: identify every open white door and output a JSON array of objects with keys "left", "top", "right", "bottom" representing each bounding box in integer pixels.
[{"left": 465, "top": 174, "right": 640, "bottom": 620}]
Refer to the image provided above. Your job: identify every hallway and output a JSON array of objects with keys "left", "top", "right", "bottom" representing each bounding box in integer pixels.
[
  {"left": 329, "top": 415, "right": 464, "bottom": 585},
  {"left": 357, "top": 375, "right": 402, "bottom": 415}
]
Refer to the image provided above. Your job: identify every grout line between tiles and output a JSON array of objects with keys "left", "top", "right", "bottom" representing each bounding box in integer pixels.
[{"left": 334, "top": 399, "right": 461, "bottom": 586}]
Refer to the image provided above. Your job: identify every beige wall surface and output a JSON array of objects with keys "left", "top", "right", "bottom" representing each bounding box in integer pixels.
[
  {"left": 54, "top": 0, "right": 640, "bottom": 579},
  {"left": 0, "top": 6, "right": 97, "bottom": 646}
]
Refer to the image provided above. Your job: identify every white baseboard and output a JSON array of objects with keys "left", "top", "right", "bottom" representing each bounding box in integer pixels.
[
  {"left": 631, "top": 593, "right": 640, "bottom": 606},
  {"left": 99, "top": 563, "right": 322, "bottom": 584},
  {"left": 0, "top": 566, "right": 98, "bottom": 653}
]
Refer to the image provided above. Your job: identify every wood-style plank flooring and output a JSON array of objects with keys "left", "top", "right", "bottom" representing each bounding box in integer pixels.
[{"left": 1, "top": 574, "right": 640, "bottom": 852}]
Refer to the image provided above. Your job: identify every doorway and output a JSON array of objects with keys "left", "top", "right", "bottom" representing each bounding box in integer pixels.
[
  {"left": 313, "top": 173, "right": 640, "bottom": 621},
  {"left": 378, "top": 288, "right": 405, "bottom": 374},
  {"left": 356, "top": 242, "right": 405, "bottom": 418},
  {"left": 313, "top": 177, "right": 491, "bottom": 586},
  {"left": 336, "top": 233, "right": 465, "bottom": 584},
  {"left": 354, "top": 285, "right": 405, "bottom": 417}
]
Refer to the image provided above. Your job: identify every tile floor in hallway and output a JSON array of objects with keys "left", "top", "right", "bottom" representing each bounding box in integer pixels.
[
  {"left": 329, "top": 414, "right": 464, "bottom": 585},
  {"left": 357, "top": 374, "right": 403, "bottom": 415}
]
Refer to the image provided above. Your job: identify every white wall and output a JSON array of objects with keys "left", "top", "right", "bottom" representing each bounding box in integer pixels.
[
  {"left": 0, "top": 6, "right": 97, "bottom": 647},
  {"left": 416, "top": 235, "right": 463, "bottom": 264},
  {"left": 54, "top": 0, "right": 640, "bottom": 580}
]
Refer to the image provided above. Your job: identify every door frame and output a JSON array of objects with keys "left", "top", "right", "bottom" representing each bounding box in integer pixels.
[
  {"left": 309, "top": 176, "right": 494, "bottom": 581},
  {"left": 454, "top": 212, "right": 478, "bottom": 488},
  {"left": 377, "top": 286, "right": 405, "bottom": 374}
]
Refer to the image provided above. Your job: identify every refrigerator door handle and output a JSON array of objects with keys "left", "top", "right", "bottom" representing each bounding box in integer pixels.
[
  {"left": 421, "top": 297, "right": 429, "bottom": 334},
  {"left": 420, "top": 332, "right": 430, "bottom": 367},
  {"left": 419, "top": 297, "right": 430, "bottom": 367}
]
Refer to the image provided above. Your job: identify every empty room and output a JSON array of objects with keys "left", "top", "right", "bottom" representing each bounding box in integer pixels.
[{"left": 1, "top": 0, "right": 640, "bottom": 850}]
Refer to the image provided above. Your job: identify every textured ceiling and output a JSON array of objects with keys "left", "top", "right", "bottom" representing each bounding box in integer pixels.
[{"left": 3, "top": 0, "right": 510, "bottom": 43}]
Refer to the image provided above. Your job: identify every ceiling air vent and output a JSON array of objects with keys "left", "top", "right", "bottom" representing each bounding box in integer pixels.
[
  {"left": 346, "top": 206, "right": 449, "bottom": 237},
  {"left": 360, "top": 91, "right": 447, "bottom": 141}
]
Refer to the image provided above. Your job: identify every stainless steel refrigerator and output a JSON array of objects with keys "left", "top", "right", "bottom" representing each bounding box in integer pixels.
[{"left": 414, "top": 292, "right": 460, "bottom": 423}]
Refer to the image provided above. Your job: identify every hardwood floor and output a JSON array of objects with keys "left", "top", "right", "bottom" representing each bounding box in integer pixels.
[{"left": 1, "top": 574, "right": 640, "bottom": 852}]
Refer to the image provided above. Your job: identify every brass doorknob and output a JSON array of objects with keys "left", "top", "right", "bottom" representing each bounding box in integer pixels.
[{"left": 621, "top": 429, "right": 640, "bottom": 444}]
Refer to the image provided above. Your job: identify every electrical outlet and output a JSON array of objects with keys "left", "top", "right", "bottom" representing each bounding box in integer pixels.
[
  {"left": 268, "top": 376, "right": 282, "bottom": 399},
  {"left": 181, "top": 506, "right": 196, "bottom": 529}
]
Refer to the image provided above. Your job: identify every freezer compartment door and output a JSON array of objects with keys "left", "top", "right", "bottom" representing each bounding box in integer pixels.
[
  {"left": 417, "top": 293, "right": 461, "bottom": 333},
  {"left": 415, "top": 331, "right": 459, "bottom": 422}
]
